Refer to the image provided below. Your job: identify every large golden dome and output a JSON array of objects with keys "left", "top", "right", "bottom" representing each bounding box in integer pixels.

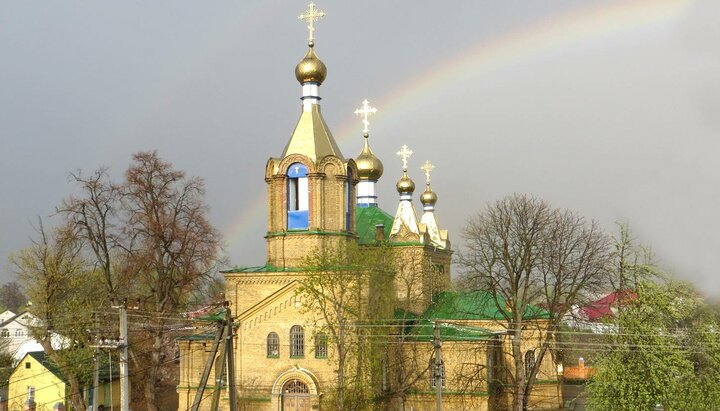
[
  {"left": 420, "top": 186, "right": 438, "bottom": 206},
  {"left": 396, "top": 172, "right": 415, "bottom": 194},
  {"left": 295, "top": 46, "right": 327, "bottom": 85},
  {"left": 356, "top": 135, "right": 383, "bottom": 180}
]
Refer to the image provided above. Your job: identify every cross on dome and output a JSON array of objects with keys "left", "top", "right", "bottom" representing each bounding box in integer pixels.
[
  {"left": 396, "top": 145, "right": 413, "bottom": 172},
  {"left": 298, "top": 2, "right": 326, "bottom": 45},
  {"left": 354, "top": 99, "right": 377, "bottom": 135},
  {"left": 421, "top": 160, "right": 435, "bottom": 185}
]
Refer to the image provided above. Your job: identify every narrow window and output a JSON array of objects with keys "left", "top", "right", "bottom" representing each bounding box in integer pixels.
[
  {"left": 315, "top": 333, "right": 328, "bottom": 358},
  {"left": 346, "top": 167, "right": 353, "bottom": 231},
  {"left": 287, "top": 163, "right": 309, "bottom": 229},
  {"left": 25, "top": 362, "right": 30, "bottom": 369},
  {"left": 381, "top": 358, "right": 388, "bottom": 392},
  {"left": 525, "top": 350, "right": 536, "bottom": 379},
  {"left": 290, "top": 325, "right": 304, "bottom": 357},
  {"left": 430, "top": 359, "right": 446, "bottom": 388},
  {"left": 267, "top": 332, "right": 279, "bottom": 358}
]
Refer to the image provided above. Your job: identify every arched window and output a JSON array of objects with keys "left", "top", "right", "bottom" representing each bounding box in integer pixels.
[
  {"left": 290, "top": 325, "right": 304, "bottom": 357},
  {"left": 314, "top": 333, "right": 328, "bottom": 358},
  {"left": 525, "top": 350, "right": 536, "bottom": 378},
  {"left": 283, "top": 379, "right": 309, "bottom": 394},
  {"left": 0, "top": 329, "right": 8, "bottom": 337},
  {"left": 430, "top": 359, "right": 446, "bottom": 388},
  {"left": 345, "top": 167, "right": 353, "bottom": 231},
  {"left": 267, "top": 332, "right": 279, "bottom": 358},
  {"left": 287, "top": 163, "right": 309, "bottom": 229}
]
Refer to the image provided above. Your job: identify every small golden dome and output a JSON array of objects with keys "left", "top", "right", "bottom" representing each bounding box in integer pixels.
[
  {"left": 420, "top": 186, "right": 438, "bottom": 206},
  {"left": 396, "top": 172, "right": 415, "bottom": 194},
  {"left": 295, "top": 46, "right": 327, "bottom": 84},
  {"left": 356, "top": 135, "right": 384, "bottom": 180}
]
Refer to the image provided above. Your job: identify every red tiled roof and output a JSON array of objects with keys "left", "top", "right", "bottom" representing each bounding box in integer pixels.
[{"left": 581, "top": 290, "right": 637, "bottom": 321}]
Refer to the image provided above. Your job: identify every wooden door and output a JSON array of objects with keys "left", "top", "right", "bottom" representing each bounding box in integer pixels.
[{"left": 282, "top": 379, "right": 310, "bottom": 411}]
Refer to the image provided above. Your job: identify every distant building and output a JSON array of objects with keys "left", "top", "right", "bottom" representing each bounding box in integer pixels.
[{"left": 0, "top": 310, "right": 68, "bottom": 364}]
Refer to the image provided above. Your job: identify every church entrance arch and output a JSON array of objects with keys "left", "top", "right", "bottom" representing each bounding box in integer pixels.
[
  {"left": 272, "top": 367, "right": 319, "bottom": 411},
  {"left": 282, "top": 379, "right": 310, "bottom": 411}
]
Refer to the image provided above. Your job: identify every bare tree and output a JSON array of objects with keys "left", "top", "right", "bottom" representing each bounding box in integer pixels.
[
  {"left": 31, "top": 151, "right": 223, "bottom": 410},
  {"left": 457, "top": 194, "right": 612, "bottom": 411},
  {"left": 121, "top": 151, "right": 223, "bottom": 411},
  {"left": 57, "top": 168, "right": 122, "bottom": 295}
]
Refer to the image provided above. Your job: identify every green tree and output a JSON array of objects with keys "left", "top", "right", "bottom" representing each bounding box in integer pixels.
[
  {"left": 586, "top": 279, "right": 720, "bottom": 411},
  {"left": 11, "top": 220, "right": 105, "bottom": 410},
  {"left": 297, "top": 242, "right": 396, "bottom": 411}
]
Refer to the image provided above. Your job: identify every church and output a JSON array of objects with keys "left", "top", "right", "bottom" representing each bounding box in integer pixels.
[{"left": 177, "top": 4, "right": 561, "bottom": 410}]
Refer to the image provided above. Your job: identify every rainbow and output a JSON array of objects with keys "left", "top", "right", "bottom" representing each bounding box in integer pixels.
[{"left": 224, "top": 0, "right": 693, "bottom": 254}]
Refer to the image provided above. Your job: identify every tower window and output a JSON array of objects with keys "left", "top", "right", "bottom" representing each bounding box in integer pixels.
[
  {"left": 314, "top": 333, "right": 328, "bottom": 358},
  {"left": 287, "top": 163, "right": 309, "bottom": 229},
  {"left": 346, "top": 167, "right": 353, "bottom": 231},
  {"left": 290, "top": 325, "right": 304, "bottom": 357},
  {"left": 267, "top": 332, "right": 279, "bottom": 358}
]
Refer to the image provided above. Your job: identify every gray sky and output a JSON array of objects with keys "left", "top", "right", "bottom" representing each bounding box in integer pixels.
[{"left": 2, "top": 1, "right": 719, "bottom": 295}]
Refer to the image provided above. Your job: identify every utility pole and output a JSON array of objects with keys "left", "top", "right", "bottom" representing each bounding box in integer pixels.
[
  {"left": 224, "top": 303, "right": 237, "bottom": 411},
  {"left": 93, "top": 312, "right": 100, "bottom": 411},
  {"left": 190, "top": 301, "right": 236, "bottom": 411},
  {"left": 119, "top": 303, "right": 129, "bottom": 411},
  {"left": 190, "top": 323, "right": 223, "bottom": 411},
  {"left": 111, "top": 299, "right": 135, "bottom": 411},
  {"left": 433, "top": 321, "right": 443, "bottom": 411}
]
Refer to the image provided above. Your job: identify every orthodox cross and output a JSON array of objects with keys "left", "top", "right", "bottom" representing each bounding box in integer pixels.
[
  {"left": 354, "top": 99, "right": 377, "bottom": 134},
  {"left": 298, "top": 2, "right": 326, "bottom": 44},
  {"left": 396, "top": 145, "right": 413, "bottom": 171},
  {"left": 421, "top": 160, "right": 435, "bottom": 185}
]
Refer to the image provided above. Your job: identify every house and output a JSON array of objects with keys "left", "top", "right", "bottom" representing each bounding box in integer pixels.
[
  {"left": 0, "top": 311, "right": 70, "bottom": 364},
  {"left": 7, "top": 352, "right": 120, "bottom": 411}
]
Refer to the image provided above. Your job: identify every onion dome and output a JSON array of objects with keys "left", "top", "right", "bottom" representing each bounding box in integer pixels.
[
  {"left": 356, "top": 134, "right": 384, "bottom": 180},
  {"left": 295, "top": 46, "right": 327, "bottom": 85},
  {"left": 420, "top": 186, "right": 437, "bottom": 207},
  {"left": 396, "top": 172, "right": 415, "bottom": 194}
]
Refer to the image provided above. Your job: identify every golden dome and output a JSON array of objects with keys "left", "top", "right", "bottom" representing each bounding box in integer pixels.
[
  {"left": 295, "top": 46, "right": 327, "bottom": 85},
  {"left": 396, "top": 172, "right": 415, "bottom": 194},
  {"left": 420, "top": 186, "right": 437, "bottom": 206},
  {"left": 356, "top": 134, "right": 384, "bottom": 180}
]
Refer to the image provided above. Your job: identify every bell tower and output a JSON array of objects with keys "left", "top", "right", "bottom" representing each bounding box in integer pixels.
[{"left": 264, "top": 3, "right": 357, "bottom": 268}]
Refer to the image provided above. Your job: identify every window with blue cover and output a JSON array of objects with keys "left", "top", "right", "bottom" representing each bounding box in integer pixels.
[
  {"left": 287, "top": 163, "right": 309, "bottom": 229},
  {"left": 346, "top": 167, "right": 353, "bottom": 231}
]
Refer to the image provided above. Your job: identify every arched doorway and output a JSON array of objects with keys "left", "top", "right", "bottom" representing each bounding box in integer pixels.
[{"left": 282, "top": 379, "right": 310, "bottom": 411}]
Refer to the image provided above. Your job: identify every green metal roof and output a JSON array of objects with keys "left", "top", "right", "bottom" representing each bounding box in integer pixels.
[
  {"left": 355, "top": 206, "right": 393, "bottom": 244},
  {"left": 27, "top": 351, "right": 65, "bottom": 381},
  {"left": 405, "top": 320, "right": 494, "bottom": 342},
  {"left": 222, "top": 264, "right": 301, "bottom": 274},
  {"left": 423, "top": 291, "right": 550, "bottom": 321}
]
